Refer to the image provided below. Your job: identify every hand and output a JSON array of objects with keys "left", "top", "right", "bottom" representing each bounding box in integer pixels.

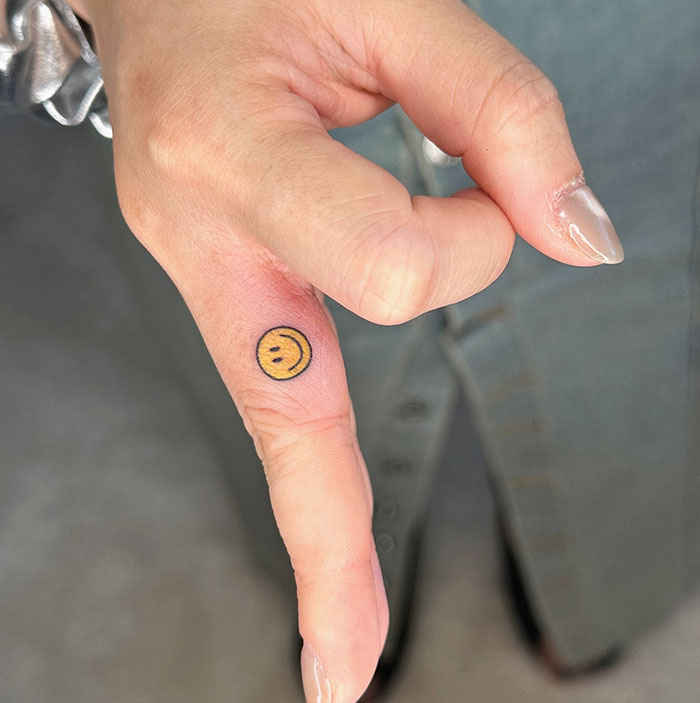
[{"left": 69, "top": 0, "right": 623, "bottom": 700}]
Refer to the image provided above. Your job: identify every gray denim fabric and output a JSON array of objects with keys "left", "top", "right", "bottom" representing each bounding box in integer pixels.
[
  {"left": 330, "top": 0, "right": 700, "bottom": 666},
  {"left": 447, "top": 0, "right": 699, "bottom": 666},
  {"left": 2, "top": 0, "right": 699, "bottom": 673},
  {"left": 468, "top": 0, "right": 700, "bottom": 666}
]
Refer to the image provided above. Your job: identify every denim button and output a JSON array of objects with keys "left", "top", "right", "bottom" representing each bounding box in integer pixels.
[
  {"left": 376, "top": 533, "right": 395, "bottom": 554},
  {"left": 381, "top": 458, "right": 410, "bottom": 475},
  {"left": 377, "top": 498, "right": 398, "bottom": 520},
  {"left": 398, "top": 397, "right": 428, "bottom": 420}
]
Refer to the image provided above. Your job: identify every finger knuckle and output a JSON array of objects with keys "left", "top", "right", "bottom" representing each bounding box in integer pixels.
[
  {"left": 143, "top": 107, "right": 207, "bottom": 182},
  {"left": 239, "top": 389, "right": 302, "bottom": 449},
  {"left": 294, "top": 533, "right": 375, "bottom": 589},
  {"left": 345, "top": 220, "right": 437, "bottom": 325},
  {"left": 475, "top": 58, "right": 565, "bottom": 148},
  {"left": 112, "top": 64, "right": 197, "bottom": 181},
  {"left": 111, "top": 98, "right": 230, "bottom": 254},
  {"left": 239, "top": 388, "right": 351, "bottom": 466}
]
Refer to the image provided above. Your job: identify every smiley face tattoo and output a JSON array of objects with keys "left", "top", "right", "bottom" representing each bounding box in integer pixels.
[{"left": 256, "top": 327, "right": 312, "bottom": 380}]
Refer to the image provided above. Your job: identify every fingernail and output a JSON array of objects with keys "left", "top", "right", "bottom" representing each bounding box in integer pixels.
[
  {"left": 549, "top": 177, "right": 624, "bottom": 264},
  {"left": 301, "top": 642, "right": 334, "bottom": 703}
]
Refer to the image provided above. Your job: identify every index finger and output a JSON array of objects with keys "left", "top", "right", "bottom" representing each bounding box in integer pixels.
[{"left": 168, "top": 238, "right": 389, "bottom": 703}]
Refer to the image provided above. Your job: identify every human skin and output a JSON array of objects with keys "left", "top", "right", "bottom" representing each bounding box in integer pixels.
[{"left": 66, "top": 0, "right": 623, "bottom": 700}]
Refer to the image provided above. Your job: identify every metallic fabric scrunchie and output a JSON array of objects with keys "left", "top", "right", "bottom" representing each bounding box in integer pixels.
[{"left": 0, "top": 0, "right": 111, "bottom": 137}]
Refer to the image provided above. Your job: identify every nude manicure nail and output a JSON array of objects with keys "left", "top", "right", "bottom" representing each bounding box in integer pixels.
[
  {"left": 549, "top": 176, "right": 624, "bottom": 264},
  {"left": 301, "top": 642, "right": 334, "bottom": 703}
]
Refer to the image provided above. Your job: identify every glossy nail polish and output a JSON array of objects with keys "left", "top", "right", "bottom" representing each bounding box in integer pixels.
[
  {"left": 301, "top": 642, "right": 334, "bottom": 703},
  {"left": 549, "top": 175, "right": 624, "bottom": 264}
]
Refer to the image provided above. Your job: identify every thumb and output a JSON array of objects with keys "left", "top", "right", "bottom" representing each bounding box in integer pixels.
[{"left": 366, "top": 0, "right": 623, "bottom": 266}]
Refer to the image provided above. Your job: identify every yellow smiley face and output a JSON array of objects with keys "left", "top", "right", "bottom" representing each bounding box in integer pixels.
[{"left": 256, "top": 327, "right": 312, "bottom": 380}]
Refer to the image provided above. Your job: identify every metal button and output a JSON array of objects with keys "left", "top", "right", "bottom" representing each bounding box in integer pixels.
[
  {"left": 421, "top": 136, "right": 462, "bottom": 168},
  {"left": 376, "top": 533, "right": 395, "bottom": 555}
]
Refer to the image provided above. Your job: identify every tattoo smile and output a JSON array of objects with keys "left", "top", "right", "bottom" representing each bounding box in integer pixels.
[{"left": 256, "top": 327, "right": 312, "bottom": 380}]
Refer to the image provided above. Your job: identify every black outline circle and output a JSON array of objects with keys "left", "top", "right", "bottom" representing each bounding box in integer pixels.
[{"left": 255, "top": 326, "right": 313, "bottom": 381}]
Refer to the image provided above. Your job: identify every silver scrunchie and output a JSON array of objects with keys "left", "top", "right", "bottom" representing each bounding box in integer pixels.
[{"left": 0, "top": 0, "right": 111, "bottom": 137}]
